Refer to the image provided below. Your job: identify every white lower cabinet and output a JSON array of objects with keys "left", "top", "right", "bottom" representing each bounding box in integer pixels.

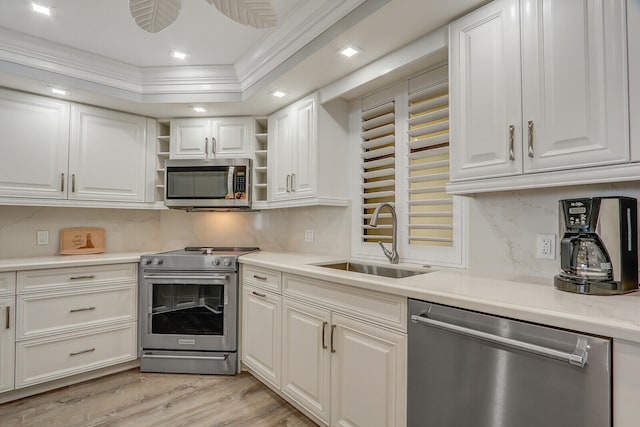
[
  {"left": 0, "top": 272, "right": 16, "bottom": 395},
  {"left": 241, "top": 266, "right": 407, "bottom": 427},
  {"left": 330, "top": 313, "right": 406, "bottom": 427},
  {"left": 242, "top": 284, "right": 281, "bottom": 389},
  {"left": 282, "top": 298, "right": 331, "bottom": 424},
  {"left": 14, "top": 263, "right": 137, "bottom": 389},
  {"left": 0, "top": 297, "right": 15, "bottom": 394}
]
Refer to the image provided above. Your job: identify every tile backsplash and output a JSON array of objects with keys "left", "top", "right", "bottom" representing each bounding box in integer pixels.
[{"left": 2, "top": 181, "right": 638, "bottom": 284}]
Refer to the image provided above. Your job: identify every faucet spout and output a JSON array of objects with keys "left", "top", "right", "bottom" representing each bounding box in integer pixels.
[{"left": 370, "top": 202, "right": 399, "bottom": 264}]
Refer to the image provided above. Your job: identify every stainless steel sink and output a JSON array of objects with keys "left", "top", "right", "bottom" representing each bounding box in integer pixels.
[{"left": 317, "top": 261, "right": 431, "bottom": 279}]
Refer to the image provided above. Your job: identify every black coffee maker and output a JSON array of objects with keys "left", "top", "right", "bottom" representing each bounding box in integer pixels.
[{"left": 554, "top": 197, "right": 638, "bottom": 295}]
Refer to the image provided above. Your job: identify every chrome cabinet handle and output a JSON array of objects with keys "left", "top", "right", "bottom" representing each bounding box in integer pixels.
[
  {"left": 70, "top": 348, "right": 95, "bottom": 357},
  {"left": 253, "top": 275, "right": 267, "bottom": 281},
  {"left": 330, "top": 325, "right": 336, "bottom": 353},
  {"left": 60, "top": 173, "right": 65, "bottom": 192},
  {"left": 5, "top": 306, "right": 9, "bottom": 330},
  {"left": 508, "top": 125, "right": 515, "bottom": 161},
  {"left": 286, "top": 174, "right": 291, "bottom": 192},
  {"left": 410, "top": 314, "right": 588, "bottom": 368},
  {"left": 71, "top": 174, "right": 76, "bottom": 192},
  {"left": 527, "top": 120, "right": 534, "bottom": 158},
  {"left": 205, "top": 137, "right": 209, "bottom": 155},
  {"left": 70, "top": 275, "right": 95, "bottom": 280},
  {"left": 70, "top": 307, "right": 96, "bottom": 313},
  {"left": 291, "top": 173, "right": 296, "bottom": 192},
  {"left": 252, "top": 291, "right": 266, "bottom": 298},
  {"left": 322, "top": 321, "right": 328, "bottom": 349},
  {"left": 212, "top": 137, "right": 216, "bottom": 154}
]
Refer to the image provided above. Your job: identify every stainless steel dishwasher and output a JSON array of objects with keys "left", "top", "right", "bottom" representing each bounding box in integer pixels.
[{"left": 408, "top": 299, "right": 612, "bottom": 427}]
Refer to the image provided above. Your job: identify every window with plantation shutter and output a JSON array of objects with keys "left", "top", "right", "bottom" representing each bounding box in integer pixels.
[
  {"left": 407, "top": 77, "right": 453, "bottom": 247},
  {"left": 352, "top": 65, "right": 466, "bottom": 267},
  {"left": 360, "top": 100, "right": 396, "bottom": 243}
]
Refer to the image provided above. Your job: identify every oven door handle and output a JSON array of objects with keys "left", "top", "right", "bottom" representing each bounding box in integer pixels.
[
  {"left": 142, "top": 354, "right": 229, "bottom": 361},
  {"left": 143, "top": 275, "right": 229, "bottom": 280}
]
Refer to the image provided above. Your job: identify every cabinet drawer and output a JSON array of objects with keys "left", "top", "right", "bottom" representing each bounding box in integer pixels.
[
  {"left": 15, "top": 322, "right": 136, "bottom": 388},
  {"left": 283, "top": 274, "right": 407, "bottom": 332},
  {"left": 0, "top": 272, "right": 15, "bottom": 296},
  {"left": 17, "top": 285, "right": 136, "bottom": 340},
  {"left": 243, "top": 265, "right": 281, "bottom": 293},
  {"left": 17, "top": 263, "right": 137, "bottom": 293}
]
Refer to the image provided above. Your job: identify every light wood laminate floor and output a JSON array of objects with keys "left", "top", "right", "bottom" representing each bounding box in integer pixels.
[{"left": 0, "top": 370, "right": 318, "bottom": 427}]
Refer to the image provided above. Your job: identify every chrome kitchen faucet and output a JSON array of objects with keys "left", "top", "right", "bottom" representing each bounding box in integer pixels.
[{"left": 370, "top": 202, "right": 399, "bottom": 264}]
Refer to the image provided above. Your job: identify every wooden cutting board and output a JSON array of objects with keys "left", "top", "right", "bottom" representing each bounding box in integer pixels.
[{"left": 60, "top": 228, "right": 105, "bottom": 255}]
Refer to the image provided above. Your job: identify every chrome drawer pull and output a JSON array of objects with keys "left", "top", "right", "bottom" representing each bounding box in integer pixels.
[
  {"left": 5, "top": 306, "right": 9, "bottom": 330},
  {"left": 253, "top": 275, "right": 267, "bottom": 281},
  {"left": 252, "top": 291, "right": 266, "bottom": 298},
  {"left": 70, "top": 348, "right": 95, "bottom": 357},
  {"left": 70, "top": 307, "right": 96, "bottom": 313},
  {"left": 410, "top": 314, "right": 588, "bottom": 368},
  {"left": 70, "top": 275, "right": 95, "bottom": 280}
]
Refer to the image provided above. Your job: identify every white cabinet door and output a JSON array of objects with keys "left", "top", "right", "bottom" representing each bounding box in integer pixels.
[
  {"left": 0, "top": 89, "right": 70, "bottom": 199},
  {"left": 269, "top": 109, "right": 293, "bottom": 202},
  {"left": 170, "top": 119, "right": 211, "bottom": 159},
  {"left": 69, "top": 105, "right": 148, "bottom": 202},
  {"left": 241, "top": 286, "right": 281, "bottom": 389},
  {"left": 291, "top": 97, "right": 317, "bottom": 199},
  {"left": 449, "top": 0, "right": 523, "bottom": 181},
  {"left": 0, "top": 297, "right": 15, "bottom": 394},
  {"left": 282, "top": 298, "right": 331, "bottom": 424},
  {"left": 212, "top": 117, "right": 251, "bottom": 157},
  {"left": 330, "top": 313, "right": 406, "bottom": 427},
  {"left": 521, "top": 0, "right": 628, "bottom": 172},
  {"left": 630, "top": 0, "right": 640, "bottom": 162}
]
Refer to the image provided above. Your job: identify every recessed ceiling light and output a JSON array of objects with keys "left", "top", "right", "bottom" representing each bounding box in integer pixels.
[
  {"left": 192, "top": 106, "right": 206, "bottom": 113},
  {"left": 49, "top": 87, "right": 68, "bottom": 96},
  {"left": 340, "top": 46, "right": 360, "bottom": 58},
  {"left": 272, "top": 90, "right": 286, "bottom": 98},
  {"left": 172, "top": 50, "right": 187, "bottom": 60},
  {"left": 32, "top": 2, "right": 51, "bottom": 16}
]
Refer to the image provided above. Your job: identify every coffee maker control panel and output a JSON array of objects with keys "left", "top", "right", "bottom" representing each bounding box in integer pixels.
[
  {"left": 566, "top": 200, "right": 593, "bottom": 230},
  {"left": 568, "top": 206, "right": 587, "bottom": 226}
]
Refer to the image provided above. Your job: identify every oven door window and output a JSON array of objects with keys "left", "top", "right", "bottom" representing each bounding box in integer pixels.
[{"left": 151, "top": 283, "right": 225, "bottom": 335}]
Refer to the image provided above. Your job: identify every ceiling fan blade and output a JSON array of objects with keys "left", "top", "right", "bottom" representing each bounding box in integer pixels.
[
  {"left": 129, "top": 0, "right": 182, "bottom": 33},
  {"left": 206, "top": 0, "right": 278, "bottom": 29}
]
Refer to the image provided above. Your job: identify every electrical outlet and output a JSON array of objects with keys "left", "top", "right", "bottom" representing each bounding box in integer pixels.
[
  {"left": 536, "top": 234, "right": 555, "bottom": 259},
  {"left": 36, "top": 230, "right": 49, "bottom": 246},
  {"left": 304, "top": 229, "right": 314, "bottom": 243}
]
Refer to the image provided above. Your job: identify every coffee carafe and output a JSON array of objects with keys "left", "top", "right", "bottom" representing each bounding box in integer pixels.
[{"left": 554, "top": 197, "right": 638, "bottom": 295}]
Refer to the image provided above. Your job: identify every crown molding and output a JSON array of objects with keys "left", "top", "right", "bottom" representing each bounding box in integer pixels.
[{"left": 0, "top": 0, "right": 369, "bottom": 104}]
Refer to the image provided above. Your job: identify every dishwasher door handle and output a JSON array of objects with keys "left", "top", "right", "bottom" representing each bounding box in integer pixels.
[{"left": 410, "top": 314, "right": 588, "bottom": 368}]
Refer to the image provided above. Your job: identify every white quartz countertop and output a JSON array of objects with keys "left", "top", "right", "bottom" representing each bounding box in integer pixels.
[
  {"left": 0, "top": 252, "right": 144, "bottom": 272},
  {"left": 239, "top": 251, "right": 640, "bottom": 343}
]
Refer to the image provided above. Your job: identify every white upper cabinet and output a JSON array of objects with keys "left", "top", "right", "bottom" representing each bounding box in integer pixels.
[
  {"left": 0, "top": 89, "right": 70, "bottom": 199},
  {"left": 629, "top": 0, "right": 640, "bottom": 162},
  {"left": 450, "top": 0, "right": 629, "bottom": 185},
  {"left": 267, "top": 93, "right": 349, "bottom": 207},
  {"left": 449, "top": 0, "right": 523, "bottom": 181},
  {"left": 69, "top": 105, "right": 148, "bottom": 202},
  {"left": 521, "top": 0, "right": 628, "bottom": 172},
  {"left": 170, "top": 117, "right": 251, "bottom": 159}
]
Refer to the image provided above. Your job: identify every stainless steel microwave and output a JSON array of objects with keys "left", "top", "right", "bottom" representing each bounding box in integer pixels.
[{"left": 164, "top": 158, "right": 251, "bottom": 210}]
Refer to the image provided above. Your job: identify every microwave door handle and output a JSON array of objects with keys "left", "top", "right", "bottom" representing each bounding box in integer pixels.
[{"left": 228, "top": 166, "right": 235, "bottom": 198}]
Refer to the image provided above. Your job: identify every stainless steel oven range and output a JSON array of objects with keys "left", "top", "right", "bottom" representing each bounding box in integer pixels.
[{"left": 139, "top": 247, "right": 258, "bottom": 375}]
